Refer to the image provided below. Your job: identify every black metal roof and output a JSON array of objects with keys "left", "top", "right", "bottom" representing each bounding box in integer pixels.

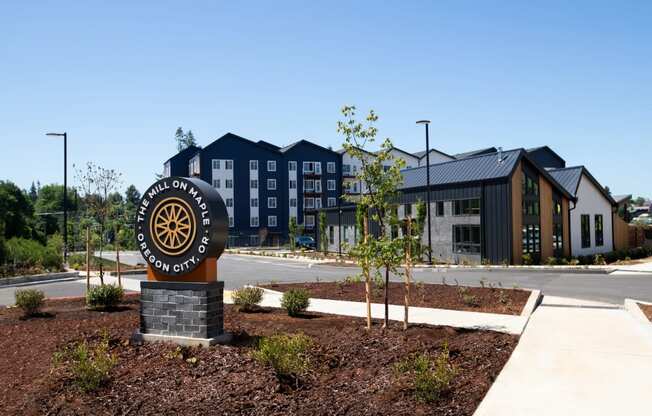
[
  {"left": 453, "top": 147, "right": 497, "bottom": 159},
  {"left": 548, "top": 166, "right": 616, "bottom": 205},
  {"left": 413, "top": 148, "right": 455, "bottom": 159}
]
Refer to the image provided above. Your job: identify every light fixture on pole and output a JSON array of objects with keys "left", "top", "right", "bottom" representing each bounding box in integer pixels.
[
  {"left": 416, "top": 120, "right": 432, "bottom": 264},
  {"left": 46, "top": 132, "right": 68, "bottom": 261}
]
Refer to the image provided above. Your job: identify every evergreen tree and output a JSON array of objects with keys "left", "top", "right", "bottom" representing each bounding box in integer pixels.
[
  {"left": 29, "top": 182, "right": 38, "bottom": 202},
  {"left": 185, "top": 130, "right": 197, "bottom": 147},
  {"left": 175, "top": 127, "right": 185, "bottom": 152}
]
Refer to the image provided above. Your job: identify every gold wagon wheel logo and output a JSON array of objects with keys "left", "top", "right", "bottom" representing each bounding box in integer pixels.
[{"left": 149, "top": 197, "right": 196, "bottom": 256}]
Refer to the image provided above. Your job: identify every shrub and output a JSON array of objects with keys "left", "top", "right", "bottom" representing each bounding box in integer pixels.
[
  {"left": 4, "top": 237, "right": 62, "bottom": 272},
  {"left": 569, "top": 258, "right": 580, "bottom": 266},
  {"left": 281, "top": 289, "right": 310, "bottom": 316},
  {"left": 522, "top": 253, "right": 534, "bottom": 265},
  {"left": 544, "top": 257, "right": 558, "bottom": 266},
  {"left": 86, "top": 284, "right": 124, "bottom": 310},
  {"left": 15, "top": 288, "right": 45, "bottom": 316},
  {"left": 52, "top": 332, "right": 117, "bottom": 392},
  {"left": 394, "top": 344, "right": 457, "bottom": 403},
  {"left": 593, "top": 254, "right": 606, "bottom": 265},
  {"left": 252, "top": 333, "right": 313, "bottom": 381},
  {"left": 232, "top": 286, "right": 264, "bottom": 312},
  {"left": 457, "top": 287, "right": 479, "bottom": 307}
]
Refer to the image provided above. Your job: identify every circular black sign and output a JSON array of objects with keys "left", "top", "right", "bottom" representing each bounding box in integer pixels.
[{"left": 135, "top": 177, "right": 228, "bottom": 276}]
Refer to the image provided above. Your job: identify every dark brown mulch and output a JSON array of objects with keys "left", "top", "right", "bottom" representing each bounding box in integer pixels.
[
  {"left": 638, "top": 303, "right": 652, "bottom": 322},
  {"left": 0, "top": 296, "right": 518, "bottom": 416},
  {"left": 263, "top": 281, "right": 530, "bottom": 315}
]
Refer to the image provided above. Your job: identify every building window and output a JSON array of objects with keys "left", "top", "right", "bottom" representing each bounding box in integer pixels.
[
  {"left": 315, "top": 180, "right": 322, "bottom": 193},
  {"left": 595, "top": 214, "right": 604, "bottom": 246},
  {"left": 250, "top": 198, "right": 258, "bottom": 207},
  {"left": 188, "top": 155, "right": 200, "bottom": 176},
  {"left": 327, "top": 180, "right": 336, "bottom": 191},
  {"left": 303, "top": 161, "right": 314, "bottom": 173},
  {"left": 268, "top": 197, "right": 277, "bottom": 209},
  {"left": 553, "top": 223, "right": 563, "bottom": 256},
  {"left": 229, "top": 216, "right": 234, "bottom": 228},
  {"left": 581, "top": 214, "right": 591, "bottom": 248},
  {"left": 212, "top": 179, "right": 220, "bottom": 188},
  {"left": 268, "top": 215, "right": 277, "bottom": 227},
  {"left": 225, "top": 160, "right": 233, "bottom": 170},
  {"left": 212, "top": 159, "right": 220, "bottom": 169},
  {"left": 314, "top": 198, "right": 322, "bottom": 209},
  {"left": 328, "top": 197, "right": 337, "bottom": 207},
  {"left": 522, "top": 172, "right": 539, "bottom": 196},
  {"left": 523, "top": 200, "right": 540, "bottom": 216},
  {"left": 553, "top": 198, "right": 562, "bottom": 216},
  {"left": 453, "top": 199, "right": 480, "bottom": 216},
  {"left": 303, "top": 179, "right": 314, "bottom": 191},
  {"left": 267, "top": 179, "right": 276, "bottom": 190},
  {"left": 250, "top": 179, "right": 258, "bottom": 189},
  {"left": 249, "top": 235, "right": 259, "bottom": 246},
  {"left": 304, "top": 215, "right": 315, "bottom": 228},
  {"left": 343, "top": 164, "right": 351, "bottom": 175},
  {"left": 304, "top": 197, "right": 315, "bottom": 209},
  {"left": 226, "top": 198, "right": 233, "bottom": 207},
  {"left": 249, "top": 160, "right": 258, "bottom": 170},
  {"left": 327, "top": 162, "right": 336, "bottom": 173},
  {"left": 289, "top": 180, "right": 297, "bottom": 189},
  {"left": 267, "top": 160, "right": 276, "bottom": 172},
  {"left": 288, "top": 161, "right": 297, "bottom": 171},
  {"left": 404, "top": 204, "right": 412, "bottom": 217},
  {"left": 290, "top": 198, "right": 297, "bottom": 207},
  {"left": 522, "top": 224, "right": 541, "bottom": 255},
  {"left": 225, "top": 179, "right": 233, "bottom": 189},
  {"left": 436, "top": 201, "right": 444, "bottom": 217},
  {"left": 329, "top": 226, "right": 334, "bottom": 244},
  {"left": 453, "top": 225, "right": 481, "bottom": 254},
  {"left": 250, "top": 217, "right": 259, "bottom": 227},
  {"left": 163, "top": 161, "right": 171, "bottom": 177}
]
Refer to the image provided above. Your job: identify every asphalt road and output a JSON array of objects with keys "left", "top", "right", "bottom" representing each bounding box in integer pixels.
[{"left": 1, "top": 252, "right": 652, "bottom": 306}]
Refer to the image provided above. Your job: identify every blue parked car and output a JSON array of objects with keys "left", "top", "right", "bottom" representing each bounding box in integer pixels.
[{"left": 295, "top": 235, "right": 316, "bottom": 250}]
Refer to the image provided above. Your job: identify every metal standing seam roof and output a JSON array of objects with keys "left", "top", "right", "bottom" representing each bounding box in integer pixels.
[
  {"left": 453, "top": 147, "right": 498, "bottom": 159},
  {"left": 547, "top": 167, "right": 583, "bottom": 196},
  {"left": 399, "top": 149, "right": 521, "bottom": 189}
]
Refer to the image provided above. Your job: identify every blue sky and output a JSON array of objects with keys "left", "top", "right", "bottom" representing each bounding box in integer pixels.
[{"left": 1, "top": 1, "right": 650, "bottom": 197}]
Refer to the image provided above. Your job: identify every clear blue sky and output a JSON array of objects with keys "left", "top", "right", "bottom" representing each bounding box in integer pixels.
[{"left": 1, "top": 1, "right": 650, "bottom": 197}]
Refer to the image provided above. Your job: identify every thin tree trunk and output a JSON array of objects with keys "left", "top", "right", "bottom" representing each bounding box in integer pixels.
[
  {"left": 404, "top": 217, "right": 412, "bottom": 330},
  {"left": 363, "top": 214, "right": 372, "bottom": 330},
  {"left": 85, "top": 226, "right": 90, "bottom": 292},
  {"left": 99, "top": 223, "right": 104, "bottom": 285},
  {"left": 383, "top": 266, "right": 389, "bottom": 328},
  {"left": 115, "top": 224, "right": 121, "bottom": 288}
]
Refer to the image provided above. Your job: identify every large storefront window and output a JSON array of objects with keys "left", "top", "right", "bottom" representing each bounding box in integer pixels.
[
  {"left": 522, "top": 225, "right": 541, "bottom": 255},
  {"left": 453, "top": 224, "right": 481, "bottom": 254},
  {"left": 521, "top": 168, "right": 541, "bottom": 261}
]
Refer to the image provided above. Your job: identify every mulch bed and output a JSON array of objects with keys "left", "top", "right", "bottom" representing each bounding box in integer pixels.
[
  {"left": 638, "top": 303, "right": 652, "bottom": 322},
  {"left": 0, "top": 296, "right": 518, "bottom": 416},
  {"left": 262, "top": 281, "right": 530, "bottom": 315}
]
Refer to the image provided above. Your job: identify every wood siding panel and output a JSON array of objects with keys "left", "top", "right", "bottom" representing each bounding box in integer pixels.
[
  {"left": 562, "top": 198, "right": 570, "bottom": 257},
  {"left": 539, "top": 176, "right": 554, "bottom": 260},
  {"left": 613, "top": 214, "right": 630, "bottom": 251},
  {"left": 511, "top": 162, "right": 523, "bottom": 265}
]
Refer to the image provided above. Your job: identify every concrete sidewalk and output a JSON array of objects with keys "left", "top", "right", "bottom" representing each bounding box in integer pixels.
[{"left": 474, "top": 296, "right": 652, "bottom": 415}]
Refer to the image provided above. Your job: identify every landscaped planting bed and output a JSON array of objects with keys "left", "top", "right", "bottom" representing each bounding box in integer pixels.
[
  {"left": 262, "top": 281, "right": 530, "bottom": 315},
  {"left": 638, "top": 303, "right": 652, "bottom": 322},
  {"left": 0, "top": 296, "right": 518, "bottom": 415}
]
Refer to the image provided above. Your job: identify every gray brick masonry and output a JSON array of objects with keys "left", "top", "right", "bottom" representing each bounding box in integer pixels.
[{"left": 140, "top": 281, "right": 224, "bottom": 339}]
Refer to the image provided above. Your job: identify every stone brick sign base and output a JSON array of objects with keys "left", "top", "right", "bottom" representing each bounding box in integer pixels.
[{"left": 133, "top": 281, "right": 231, "bottom": 347}]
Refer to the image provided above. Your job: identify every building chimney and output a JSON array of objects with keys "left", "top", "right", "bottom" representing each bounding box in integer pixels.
[{"left": 498, "top": 147, "right": 503, "bottom": 163}]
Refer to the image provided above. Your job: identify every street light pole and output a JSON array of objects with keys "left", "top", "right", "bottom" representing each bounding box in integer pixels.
[
  {"left": 46, "top": 132, "right": 68, "bottom": 261},
  {"left": 416, "top": 121, "right": 432, "bottom": 264}
]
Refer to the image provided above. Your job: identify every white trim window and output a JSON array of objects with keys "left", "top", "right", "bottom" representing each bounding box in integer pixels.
[
  {"left": 268, "top": 215, "right": 277, "bottom": 227},
  {"left": 289, "top": 179, "right": 297, "bottom": 189},
  {"left": 250, "top": 179, "right": 258, "bottom": 189},
  {"left": 327, "top": 179, "right": 336, "bottom": 191},
  {"left": 228, "top": 216, "right": 234, "bottom": 227},
  {"left": 250, "top": 198, "right": 259, "bottom": 207},
  {"left": 212, "top": 179, "right": 220, "bottom": 188},
  {"left": 314, "top": 180, "right": 322, "bottom": 193},
  {"left": 163, "top": 161, "right": 171, "bottom": 177},
  {"left": 302, "top": 161, "right": 314, "bottom": 173},
  {"left": 290, "top": 198, "right": 297, "bottom": 207},
  {"left": 304, "top": 197, "right": 315, "bottom": 209},
  {"left": 212, "top": 159, "right": 220, "bottom": 169},
  {"left": 225, "top": 160, "right": 233, "bottom": 170},
  {"left": 342, "top": 164, "right": 351, "bottom": 175},
  {"left": 303, "top": 179, "right": 314, "bottom": 191},
  {"left": 327, "top": 162, "right": 336, "bottom": 173},
  {"left": 268, "top": 197, "right": 277, "bottom": 209},
  {"left": 304, "top": 215, "right": 315, "bottom": 228},
  {"left": 250, "top": 216, "right": 259, "bottom": 227},
  {"left": 267, "top": 179, "right": 277, "bottom": 190},
  {"left": 249, "top": 235, "right": 259, "bottom": 245},
  {"left": 188, "top": 155, "right": 200, "bottom": 176},
  {"left": 314, "top": 162, "right": 321, "bottom": 174},
  {"left": 328, "top": 197, "right": 337, "bottom": 207},
  {"left": 249, "top": 160, "right": 258, "bottom": 170},
  {"left": 267, "top": 160, "right": 276, "bottom": 172},
  {"left": 288, "top": 161, "right": 297, "bottom": 171},
  {"left": 314, "top": 198, "right": 322, "bottom": 209},
  {"left": 226, "top": 198, "right": 233, "bottom": 207},
  {"left": 225, "top": 179, "right": 233, "bottom": 189}
]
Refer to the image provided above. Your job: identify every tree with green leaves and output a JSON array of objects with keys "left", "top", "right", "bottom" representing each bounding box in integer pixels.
[
  {"left": 185, "top": 130, "right": 197, "bottom": 147},
  {"left": 338, "top": 105, "right": 406, "bottom": 328},
  {"left": 0, "top": 180, "right": 37, "bottom": 241},
  {"left": 318, "top": 211, "right": 327, "bottom": 253},
  {"left": 175, "top": 127, "right": 198, "bottom": 151},
  {"left": 29, "top": 182, "right": 38, "bottom": 202},
  {"left": 288, "top": 216, "right": 297, "bottom": 251},
  {"left": 414, "top": 199, "right": 427, "bottom": 262}
]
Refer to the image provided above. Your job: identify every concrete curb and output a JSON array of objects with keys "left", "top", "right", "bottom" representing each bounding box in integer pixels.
[
  {"left": 225, "top": 250, "right": 332, "bottom": 264},
  {"left": 254, "top": 286, "right": 540, "bottom": 335},
  {"left": 0, "top": 271, "right": 80, "bottom": 287},
  {"left": 416, "top": 266, "right": 613, "bottom": 275},
  {"left": 624, "top": 298, "right": 652, "bottom": 324}
]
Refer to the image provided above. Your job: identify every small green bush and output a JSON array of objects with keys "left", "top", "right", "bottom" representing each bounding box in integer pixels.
[
  {"left": 281, "top": 289, "right": 310, "bottom": 317},
  {"left": 394, "top": 344, "right": 457, "bottom": 403},
  {"left": 15, "top": 288, "right": 45, "bottom": 316},
  {"left": 458, "top": 287, "right": 479, "bottom": 307},
  {"left": 522, "top": 253, "right": 534, "bottom": 265},
  {"left": 232, "top": 286, "right": 264, "bottom": 312},
  {"left": 86, "top": 284, "right": 124, "bottom": 310},
  {"left": 593, "top": 254, "right": 606, "bottom": 265},
  {"left": 252, "top": 333, "right": 313, "bottom": 381},
  {"left": 52, "top": 332, "right": 116, "bottom": 392},
  {"left": 544, "top": 257, "right": 558, "bottom": 266},
  {"left": 4, "top": 237, "right": 62, "bottom": 272}
]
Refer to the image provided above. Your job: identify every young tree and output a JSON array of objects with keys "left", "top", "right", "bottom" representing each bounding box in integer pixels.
[
  {"left": 338, "top": 105, "right": 405, "bottom": 328},
  {"left": 185, "top": 130, "right": 197, "bottom": 147},
  {"left": 318, "top": 211, "right": 327, "bottom": 253},
  {"left": 288, "top": 216, "right": 297, "bottom": 251},
  {"left": 415, "top": 199, "right": 427, "bottom": 262},
  {"left": 175, "top": 127, "right": 186, "bottom": 152},
  {"left": 29, "top": 182, "right": 38, "bottom": 202}
]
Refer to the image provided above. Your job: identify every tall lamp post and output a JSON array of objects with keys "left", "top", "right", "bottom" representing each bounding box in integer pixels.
[
  {"left": 416, "top": 120, "right": 432, "bottom": 264},
  {"left": 46, "top": 132, "right": 68, "bottom": 262}
]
